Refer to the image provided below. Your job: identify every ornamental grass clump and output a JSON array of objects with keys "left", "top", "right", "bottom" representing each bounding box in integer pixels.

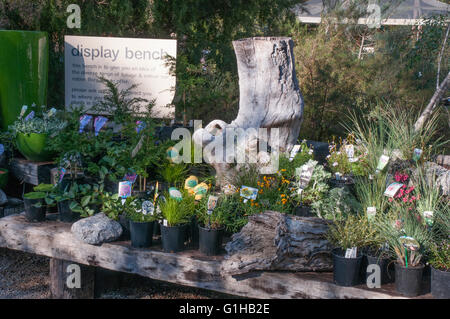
[
  {"left": 326, "top": 214, "right": 380, "bottom": 251},
  {"left": 375, "top": 209, "right": 434, "bottom": 267},
  {"left": 160, "top": 192, "right": 195, "bottom": 227}
]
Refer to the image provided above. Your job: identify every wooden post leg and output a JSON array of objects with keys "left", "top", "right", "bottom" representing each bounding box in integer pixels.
[{"left": 49, "top": 258, "right": 95, "bottom": 299}]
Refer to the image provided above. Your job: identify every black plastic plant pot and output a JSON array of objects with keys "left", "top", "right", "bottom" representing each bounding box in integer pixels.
[
  {"left": 129, "top": 220, "right": 155, "bottom": 248},
  {"left": 23, "top": 197, "right": 45, "bottom": 222},
  {"left": 431, "top": 266, "right": 450, "bottom": 299},
  {"left": 119, "top": 214, "right": 131, "bottom": 240},
  {"left": 198, "top": 226, "right": 224, "bottom": 256},
  {"left": 57, "top": 200, "right": 80, "bottom": 223},
  {"left": 395, "top": 263, "right": 424, "bottom": 297},
  {"left": 160, "top": 223, "right": 187, "bottom": 253},
  {"left": 189, "top": 216, "right": 199, "bottom": 248},
  {"left": 366, "top": 254, "right": 394, "bottom": 285},
  {"left": 153, "top": 221, "right": 161, "bottom": 236},
  {"left": 332, "top": 248, "right": 363, "bottom": 287}
]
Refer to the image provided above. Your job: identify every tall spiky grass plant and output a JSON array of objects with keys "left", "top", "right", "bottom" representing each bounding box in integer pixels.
[{"left": 375, "top": 208, "right": 434, "bottom": 267}]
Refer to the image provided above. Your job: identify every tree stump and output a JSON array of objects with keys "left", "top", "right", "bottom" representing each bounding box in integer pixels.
[
  {"left": 222, "top": 211, "right": 333, "bottom": 275},
  {"left": 50, "top": 258, "right": 95, "bottom": 299},
  {"left": 193, "top": 37, "right": 304, "bottom": 185}
]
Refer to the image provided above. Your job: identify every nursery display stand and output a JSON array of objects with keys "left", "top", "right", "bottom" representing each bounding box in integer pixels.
[{"left": 0, "top": 213, "right": 434, "bottom": 299}]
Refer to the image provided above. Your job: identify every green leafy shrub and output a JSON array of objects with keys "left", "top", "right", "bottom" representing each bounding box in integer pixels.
[
  {"left": 9, "top": 106, "right": 66, "bottom": 136},
  {"left": 311, "top": 187, "right": 362, "bottom": 221},
  {"left": 428, "top": 240, "right": 450, "bottom": 272}
]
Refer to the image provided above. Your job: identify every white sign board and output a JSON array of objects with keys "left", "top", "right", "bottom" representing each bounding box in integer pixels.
[{"left": 65, "top": 35, "right": 176, "bottom": 118}]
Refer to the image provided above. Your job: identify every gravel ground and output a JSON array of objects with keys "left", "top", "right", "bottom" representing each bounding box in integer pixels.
[{"left": 0, "top": 248, "right": 236, "bottom": 299}]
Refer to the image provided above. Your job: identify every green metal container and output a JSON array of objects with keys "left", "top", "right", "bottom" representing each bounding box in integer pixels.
[
  {"left": 0, "top": 31, "right": 49, "bottom": 130},
  {"left": 16, "top": 132, "right": 52, "bottom": 162}
]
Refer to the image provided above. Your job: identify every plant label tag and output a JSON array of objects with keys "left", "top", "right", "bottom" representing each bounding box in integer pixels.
[
  {"left": 376, "top": 155, "right": 390, "bottom": 173},
  {"left": 289, "top": 144, "right": 301, "bottom": 162},
  {"left": 19, "top": 105, "right": 28, "bottom": 118},
  {"left": 296, "top": 161, "right": 317, "bottom": 189},
  {"left": 118, "top": 181, "right": 132, "bottom": 199},
  {"left": 384, "top": 182, "right": 403, "bottom": 197},
  {"left": 47, "top": 108, "right": 57, "bottom": 117},
  {"left": 94, "top": 116, "right": 108, "bottom": 136},
  {"left": 24, "top": 111, "right": 35, "bottom": 121},
  {"left": 136, "top": 120, "right": 146, "bottom": 134},
  {"left": 153, "top": 181, "right": 159, "bottom": 203},
  {"left": 240, "top": 186, "right": 258, "bottom": 200},
  {"left": 345, "top": 247, "right": 357, "bottom": 258},
  {"left": 335, "top": 172, "right": 342, "bottom": 181},
  {"left": 399, "top": 236, "right": 420, "bottom": 251},
  {"left": 142, "top": 201, "right": 154, "bottom": 215},
  {"left": 413, "top": 148, "right": 422, "bottom": 162},
  {"left": 79, "top": 115, "right": 92, "bottom": 133},
  {"left": 124, "top": 171, "right": 137, "bottom": 184},
  {"left": 163, "top": 219, "right": 168, "bottom": 227},
  {"left": 58, "top": 167, "right": 66, "bottom": 183},
  {"left": 131, "top": 135, "right": 144, "bottom": 158},
  {"left": 344, "top": 144, "right": 355, "bottom": 159},
  {"left": 169, "top": 187, "right": 183, "bottom": 201},
  {"left": 367, "top": 207, "right": 376, "bottom": 221},
  {"left": 207, "top": 195, "right": 218, "bottom": 211},
  {"left": 423, "top": 211, "right": 433, "bottom": 226},
  {"left": 0, "top": 144, "right": 4, "bottom": 156}
]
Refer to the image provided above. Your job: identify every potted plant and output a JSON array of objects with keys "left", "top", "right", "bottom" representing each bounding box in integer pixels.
[
  {"left": 428, "top": 240, "right": 450, "bottom": 299},
  {"left": 196, "top": 196, "right": 225, "bottom": 256},
  {"left": 292, "top": 161, "right": 331, "bottom": 217},
  {"left": 375, "top": 209, "right": 433, "bottom": 296},
  {"left": 124, "top": 197, "right": 157, "bottom": 248},
  {"left": 159, "top": 193, "right": 194, "bottom": 253},
  {"left": 8, "top": 105, "right": 66, "bottom": 161},
  {"left": 23, "top": 183, "right": 56, "bottom": 222},
  {"left": 327, "top": 214, "right": 373, "bottom": 286},
  {"left": 158, "top": 162, "right": 188, "bottom": 191},
  {"left": 326, "top": 135, "right": 368, "bottom": 192},
  {"left": 64, "top": 183, "right": 102, "bottom": 221}
]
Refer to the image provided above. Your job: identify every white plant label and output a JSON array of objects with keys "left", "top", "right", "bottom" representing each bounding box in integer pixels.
[
  {"left": 376, "top": 155, "right": 390, "bottom": 173},
  {"left": 289, "top": 144, "right": 301, "bottom": 162},
  {"left": 345, "top": 247, "right": 357, "bottom": 259},
  {"left": 383, "top": 182, "right": 403, "bottom": 198},
  {"left": 344, "top": 144, "right": 355, "bottom": 159},
  {"left": 367, "top": 207, "right": 376, "bottom": 221}
]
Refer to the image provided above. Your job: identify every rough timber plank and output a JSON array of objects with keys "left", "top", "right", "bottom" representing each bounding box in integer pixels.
[
  {"left": 10, "top": 158, "right": 55, "bottom": 185},
  {"left": 0, "top": 213, "right": 424, "bottom": 299}
]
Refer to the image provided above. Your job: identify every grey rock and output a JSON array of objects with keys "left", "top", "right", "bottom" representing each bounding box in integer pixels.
[
  {"left": 71, "top": 213, "right": 122, "bottom": 245},
  {"left": 0, "top": 190, "right": 7, "bottom": 206}
]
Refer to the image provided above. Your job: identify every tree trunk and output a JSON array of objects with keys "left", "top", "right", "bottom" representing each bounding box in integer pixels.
[
  {"left": 414, "top": 71, "right": 449, "bottom": 132},
  {"left": 193, "top": 37, "right": 304, "bottom": 185},
  {"left": 222, "top": 211, "right": 333, "bottom": 275}
]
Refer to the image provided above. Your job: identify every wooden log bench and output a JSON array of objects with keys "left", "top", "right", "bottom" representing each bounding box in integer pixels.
[{"left": 0, "top": 213, "right": 433, "bottom": 299}]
